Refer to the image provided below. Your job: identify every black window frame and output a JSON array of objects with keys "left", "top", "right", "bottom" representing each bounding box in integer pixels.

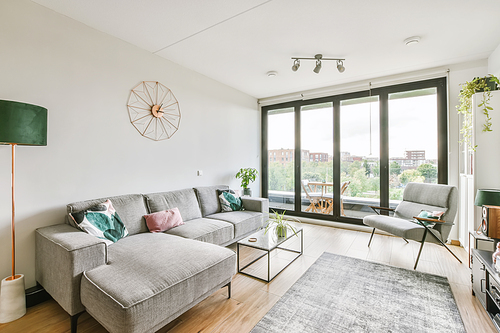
[{"left": 261, "top": 77, "right": 448, "bottom": 225}]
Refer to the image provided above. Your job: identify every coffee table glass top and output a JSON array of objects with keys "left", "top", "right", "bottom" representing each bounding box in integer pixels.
[{"left": 238, "top": 224, "right": 303, "bottom": 251}]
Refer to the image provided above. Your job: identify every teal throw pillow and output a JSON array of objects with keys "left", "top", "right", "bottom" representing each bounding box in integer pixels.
[
  {"left": 219, "top": 191, "right": 245, "bottom": 212},
  {"left": 69, "top": 199, "right": 129, "bottom": 245},
  {"left": 415, "top": 210, "right": 444, "bottom": 227}
]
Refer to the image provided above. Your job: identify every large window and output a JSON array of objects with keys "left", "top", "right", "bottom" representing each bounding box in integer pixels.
[{"left": 262, "top": 78, "right": 447, "bottom": 224}]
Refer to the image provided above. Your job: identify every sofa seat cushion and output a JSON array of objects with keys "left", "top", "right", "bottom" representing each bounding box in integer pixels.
[
  {"left": 363, "top": 214, "right": 443, "bottom": 243},
  {"left": 80, "top": 233, "right": 236, "bottom": 333},
  {"left": 165, "top": 218, "right": 234, "bottom": 245},
  {"left": 207, "top": 211, "right": 262, "bottom": 238}
]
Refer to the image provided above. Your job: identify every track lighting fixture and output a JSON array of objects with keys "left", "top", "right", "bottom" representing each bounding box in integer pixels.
[
  {"left": 336, "top": 60, "right": 345, "bottom": 73},
  {"left": 291, "top": 54, "right": 345, "bottom": 74},
  {"left": 313, "top": 59, "right": 322, "bottom": 74}
]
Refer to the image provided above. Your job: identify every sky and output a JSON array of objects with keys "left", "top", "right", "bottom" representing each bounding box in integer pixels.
[{"left": 268, "top": 94, "right": 438, "bottom": 160}]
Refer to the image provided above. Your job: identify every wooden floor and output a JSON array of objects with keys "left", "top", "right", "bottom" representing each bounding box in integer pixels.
[{"left": 0, "top": 223, "right": 495, "bottom": 333}]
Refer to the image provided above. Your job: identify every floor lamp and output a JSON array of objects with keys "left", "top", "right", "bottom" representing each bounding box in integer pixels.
[{"left": 0, "top": 100, "right": 47, "bottom": 323}]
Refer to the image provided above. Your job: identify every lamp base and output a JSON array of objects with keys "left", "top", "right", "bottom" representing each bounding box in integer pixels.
[{"left": 0, "top": 274, "right": 26, "bottom": 323}]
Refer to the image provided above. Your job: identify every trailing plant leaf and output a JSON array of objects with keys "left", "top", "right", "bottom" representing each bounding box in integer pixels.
[{"left": 457, "top": 74, "right": 499, "bottom": 150}]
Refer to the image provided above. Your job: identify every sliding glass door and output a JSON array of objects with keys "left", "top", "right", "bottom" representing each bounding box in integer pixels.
[
  {"left": 340, "top": 96, "right": 380, "bottom": 218},
  {"left": 300, "top": 102, "right": 333, "bottom": 215},
  {"left": 267, "top": 107, "right": 295, "bottom": 210},
  {"left": 388, "top": 88, "right": 438, "bottom": 203},
  {"left": 262, "top": 78, "right": 447, "bottom": 224}
]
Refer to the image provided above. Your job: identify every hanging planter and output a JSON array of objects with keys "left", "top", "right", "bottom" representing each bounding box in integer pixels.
[{"left": 457, "top": 74, "right": 500, "bottom": 150}]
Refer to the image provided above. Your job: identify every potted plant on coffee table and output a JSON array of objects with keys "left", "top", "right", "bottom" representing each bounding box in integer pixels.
[
  {"left": 235, "top": 167, "right": 258, "bottom": 196},
  {"left": 265, "top": 210, "right": 300, "bottom": 238}
]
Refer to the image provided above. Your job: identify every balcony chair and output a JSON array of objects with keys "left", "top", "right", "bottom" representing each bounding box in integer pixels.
[
  {"left": 301, "top": 180, "right": 324, "bottom": 213},
  {"left": 322, "top": 181, "right": 351, "bottom": 215},
  {"left": 363, "top": 182, "right": 461, "bottom": 270}
]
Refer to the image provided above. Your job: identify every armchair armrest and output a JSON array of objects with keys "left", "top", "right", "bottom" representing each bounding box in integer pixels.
[
  {"left": 35, "top": 224, "right": 107, "bottom": 315},
  {"left": 369, "top": 206, "right": 395, "bottom": 215},
  {"left": 241, "top": 197, "right": 269, "bottom": 214},
  {"left": 413, "top": 216, "right": 454, "bottom": 226}
]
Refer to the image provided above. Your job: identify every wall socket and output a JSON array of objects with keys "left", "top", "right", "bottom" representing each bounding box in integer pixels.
[{"left": 197, "top": 170, "right": 203, "bottom": 176}]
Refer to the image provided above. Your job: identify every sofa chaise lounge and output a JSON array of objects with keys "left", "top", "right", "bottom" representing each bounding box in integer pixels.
[{"left": 35, "top": 185, "right": 268, "bottom": 333}]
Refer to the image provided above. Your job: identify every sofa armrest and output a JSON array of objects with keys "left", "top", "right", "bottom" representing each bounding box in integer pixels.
[
  {"left": 241, "top": 197, "right": 269, "bottom": 214},
  {"left": 35, "top": 224, "right": 107, "bottom": 316}
]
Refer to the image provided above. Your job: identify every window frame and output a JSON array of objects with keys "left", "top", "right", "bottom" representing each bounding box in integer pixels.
[{"left": 261, "top": 77, "right": 448, "bottom": 225}]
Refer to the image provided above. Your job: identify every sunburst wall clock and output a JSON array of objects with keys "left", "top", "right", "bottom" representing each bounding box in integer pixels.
[{"left": 127, "top": 81, "right": 181, "bottom": 141}]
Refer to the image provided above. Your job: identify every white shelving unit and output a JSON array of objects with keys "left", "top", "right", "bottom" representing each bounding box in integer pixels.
[{"left": 459, "top": 90, "right": 500, "bottom": 249}]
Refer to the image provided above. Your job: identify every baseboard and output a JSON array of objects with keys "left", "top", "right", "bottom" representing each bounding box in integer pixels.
[
  {"left": 450, "top": 239, "right": 461, "bottom": 246},
  {"left": 25, "top": 284, "right": 52, "bottom": 308}
]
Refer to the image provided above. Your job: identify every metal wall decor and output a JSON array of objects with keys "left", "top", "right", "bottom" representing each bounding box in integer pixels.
[{"left": 127, "top": 81, "right": 181, "bottom": 141}]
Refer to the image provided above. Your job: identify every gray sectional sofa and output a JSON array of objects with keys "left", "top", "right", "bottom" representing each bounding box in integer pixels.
[{"left": 35, "top": 185, "right": 268, "bottom": 333}]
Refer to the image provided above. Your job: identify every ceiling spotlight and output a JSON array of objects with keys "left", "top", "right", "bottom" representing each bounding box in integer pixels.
[
  {"left": 291, "top": 54, "right": 345, "bottom": 74},
  {"left": 313, "top": 59, "right": 322, "bottom": 74},
  {"left": 267, "top": 71, "right": 278, "bottom": 77},
  {"left": 337, "top": 60, "right": 345, "bottom": 73},
  {"left": 404, "top": 36, "right": 421, "bottom": 46}
]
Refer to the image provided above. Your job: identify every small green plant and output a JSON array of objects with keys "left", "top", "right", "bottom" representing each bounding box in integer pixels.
[
  {"left": 235, "top": 167, "right": 258, "bottom": 189},
  {"left": 457, "top": 74, "right": 499, "bottom": 150},
  {"left": 265, "top": 210, "right": 300, "bottom": 238}
]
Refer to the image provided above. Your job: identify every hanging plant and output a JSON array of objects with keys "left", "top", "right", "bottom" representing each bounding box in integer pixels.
[{"left": 457, "top": 74, "right": 499, "bottom": 150}]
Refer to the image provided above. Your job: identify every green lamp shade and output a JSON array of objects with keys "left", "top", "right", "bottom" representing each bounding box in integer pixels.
[
  {"left": 0, "top": 100, "right": 47, "bottom": 146},
  {"left": 474, "top": 189, "right": 500, "bottom": 206}
]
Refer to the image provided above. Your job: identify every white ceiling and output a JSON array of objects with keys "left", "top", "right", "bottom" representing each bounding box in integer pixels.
[{"left": 32, "top": 0, "right": 500, "bottom": 99}]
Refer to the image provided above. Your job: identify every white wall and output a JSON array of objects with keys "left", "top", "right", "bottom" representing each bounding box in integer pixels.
[
  {"left": 448, "top": 60, "right": 488, "bottom": 241},
  {"left": 0, "top": 0, "right": 260, "bottom": 287},
  {"left": 489, "top": 43, "right": 500, "bottom": 77}
]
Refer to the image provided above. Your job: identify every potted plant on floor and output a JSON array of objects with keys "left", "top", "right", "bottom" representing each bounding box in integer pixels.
[
  {"left": 265, "top": 210, "right": 300, "bottom": 238},
  {"left": 457, "top": 74, "right": 500, "bottom": 150},
  {"left": 235, "top": 167, "right": 258, "bottom": 196}
]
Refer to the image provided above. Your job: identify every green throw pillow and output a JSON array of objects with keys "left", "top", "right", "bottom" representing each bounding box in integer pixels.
[
  {"left": 219, "top": 191, "right": 245, "bottom": 212},
  {"left": 69, "top": 199, "right": 129, "bottom": 245},
  {"left": 415, "top": 210, "right": 444, "bottom": 227}
]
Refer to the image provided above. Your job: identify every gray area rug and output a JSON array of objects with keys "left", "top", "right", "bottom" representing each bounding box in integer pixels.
[{"left": 251, "top": 252, "right": 465, "bottom": 333}]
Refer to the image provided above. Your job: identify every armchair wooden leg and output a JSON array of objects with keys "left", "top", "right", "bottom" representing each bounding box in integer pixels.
[
  {"left": 368, "top": 228, "right": 376, "bottom": 247},
  {"left": 414, "top": 228, "right": 428, "bottom": 270}
]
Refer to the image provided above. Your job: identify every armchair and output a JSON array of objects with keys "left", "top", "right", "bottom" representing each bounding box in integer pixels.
[{"left": 363, "top": 182, "right": 461, "bottom": 269}]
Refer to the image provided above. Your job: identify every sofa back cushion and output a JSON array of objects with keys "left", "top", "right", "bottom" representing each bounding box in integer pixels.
[
  {"left": 67, "top": 194, "right": 148, "bottom": 236},
  {"left": 194, "top": 185, "right": 229, "bottom": 217},
  {"left": 144, "top": 188, "right": 202, "bottom": 222}
]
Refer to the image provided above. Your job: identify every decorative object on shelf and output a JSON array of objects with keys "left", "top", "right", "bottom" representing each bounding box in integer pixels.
[
  {"left": 235, "top": 167, "right": 258, "bottom": 196},
  {"left": 291, "top": 54, "right": 345, "bottom": 74},
  {"left": 493, "top": 242, "right": 500, "bottom": 265},
  {"left": 265, "top": 210, "right": 300, "bottom": 238},
  {"left": 457, "top": 74, "right": 499, "bottom": 150},
  {"left": 0, "top": 100, "right": 48, "bottom": 323},
  {"left": 127, "top": 81, "right": 181, "bottom": 141},
  {"left": 474, "top": 189, "right": 500, "bottom": 238}
]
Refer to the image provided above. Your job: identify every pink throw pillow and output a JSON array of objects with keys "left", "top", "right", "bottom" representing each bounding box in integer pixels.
[{"left": 144, "top": 207, "right": 184, "bottom": 233}]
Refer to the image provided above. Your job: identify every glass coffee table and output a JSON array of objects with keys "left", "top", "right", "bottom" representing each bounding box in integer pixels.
[{"left": 237, "top": 225, "right": 303, "bottom": 282}]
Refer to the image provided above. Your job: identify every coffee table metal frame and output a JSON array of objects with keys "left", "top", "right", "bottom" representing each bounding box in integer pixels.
[{"left": 237, "top": 226, "right": 303, "bottom": 282}]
